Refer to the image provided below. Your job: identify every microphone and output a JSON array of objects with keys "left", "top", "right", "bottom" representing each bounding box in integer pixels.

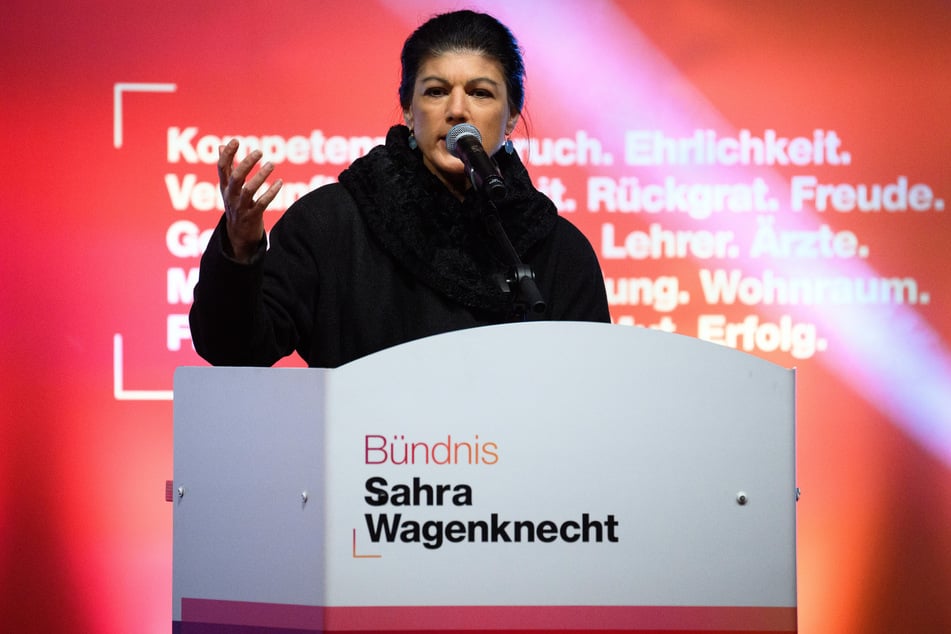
[{"left": 446, "top": 123, "right": 506, "bottom": 201}]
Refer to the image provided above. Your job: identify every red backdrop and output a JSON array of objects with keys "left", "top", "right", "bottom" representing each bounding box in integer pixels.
[{"left": 2, "top": 1, "right": 949, "bottom": 632}]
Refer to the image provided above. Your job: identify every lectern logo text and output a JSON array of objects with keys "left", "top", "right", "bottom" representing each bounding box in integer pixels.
[
  {"left": 356, "top": 434, "right": 621, "bottom": 554},
  {"left": 365, "top": 434, "right": 499, "bottom": 466}
]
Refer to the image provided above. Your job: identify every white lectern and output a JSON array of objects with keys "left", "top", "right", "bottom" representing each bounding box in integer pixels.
[{"left": 172, "top": 322, "right": 797, "bottom": 633}]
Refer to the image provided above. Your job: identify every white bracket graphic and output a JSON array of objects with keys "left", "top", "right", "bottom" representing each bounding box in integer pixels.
[
  {"left": 112, "top": 82, "right": 178, "bottom": 401},
  {"left": 113, "top": 334, "right": 173, "bottom": 401},
  {"left": 113, "top": 82, "right": 177, "bottom": 148}
]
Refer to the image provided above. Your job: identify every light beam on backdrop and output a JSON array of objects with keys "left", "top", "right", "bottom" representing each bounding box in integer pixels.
[{"left": 389, "top": 0, "right": 951, "bottom": 466}]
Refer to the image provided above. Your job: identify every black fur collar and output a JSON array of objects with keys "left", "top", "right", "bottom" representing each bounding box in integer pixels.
[{"left": 338, "top": 125, "right": 557, "bottom": 315}]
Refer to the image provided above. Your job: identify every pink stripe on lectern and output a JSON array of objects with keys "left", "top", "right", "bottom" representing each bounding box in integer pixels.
[
  {"left": 324, "top": 605, "right": 796, "bottom": 631},
  {"left": 180, "top": 599, "right": 797, "bottom": 632},
  {"left": 181, "top": 598, "right": 324, "bottom": 628}
]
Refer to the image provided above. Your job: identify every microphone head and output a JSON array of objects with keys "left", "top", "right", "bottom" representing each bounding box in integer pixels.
[{"left": 446, "top": 123, "right": 482, "bottom": 159}]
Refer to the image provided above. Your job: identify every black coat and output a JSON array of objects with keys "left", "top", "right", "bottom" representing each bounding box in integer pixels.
[{"left": 190, "top": 126, "right": 610, "bottom": 368}]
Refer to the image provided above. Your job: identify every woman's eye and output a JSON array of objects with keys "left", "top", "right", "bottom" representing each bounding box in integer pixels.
[{"left": 424, "top": 87, "right": 447, "bottom": 97}]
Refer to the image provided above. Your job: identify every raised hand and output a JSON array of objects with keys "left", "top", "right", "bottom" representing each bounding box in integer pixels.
[{"left": 217, "top": 139, "right": 284, "bottom": 262}]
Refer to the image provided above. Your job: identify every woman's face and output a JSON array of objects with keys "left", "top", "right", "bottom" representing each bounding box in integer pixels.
[{"left": 403, "top": 50, "right": 519, "bottom": 198}]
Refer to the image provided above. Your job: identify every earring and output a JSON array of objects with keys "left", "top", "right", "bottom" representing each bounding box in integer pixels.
[
  {"left": 408, "top": 132, "right": 418, "bottom": 150},
  {"left": 504, "top": 138, "right": 514, "bottom": 155}
]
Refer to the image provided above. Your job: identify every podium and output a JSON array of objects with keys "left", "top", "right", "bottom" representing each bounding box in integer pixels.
[{"left": 172, "top": 322, "right": 797, "bottom": 633}]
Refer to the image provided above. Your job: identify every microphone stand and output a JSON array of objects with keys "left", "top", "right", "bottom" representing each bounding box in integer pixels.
[{"left": 481, "top": 199, "right": 547, "bottom": 321}]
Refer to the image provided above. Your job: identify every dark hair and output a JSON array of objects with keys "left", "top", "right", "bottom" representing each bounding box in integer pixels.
[{"left": 399, "top": 10, "right": 525, "bottom": 114}]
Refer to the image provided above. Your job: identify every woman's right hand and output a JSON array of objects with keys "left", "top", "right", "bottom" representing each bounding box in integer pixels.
[{"left": 218, "top": 139, "right": 284, "bottom": 262}]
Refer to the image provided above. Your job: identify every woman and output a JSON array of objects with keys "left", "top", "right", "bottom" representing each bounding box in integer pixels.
[{"left": 190, "top": 10, "right": 610, "bottom": 368}]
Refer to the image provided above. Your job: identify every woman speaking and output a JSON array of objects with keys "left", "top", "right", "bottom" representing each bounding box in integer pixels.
[{"left": 189, "top": 10, "right": 610, "bottom": 368}]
